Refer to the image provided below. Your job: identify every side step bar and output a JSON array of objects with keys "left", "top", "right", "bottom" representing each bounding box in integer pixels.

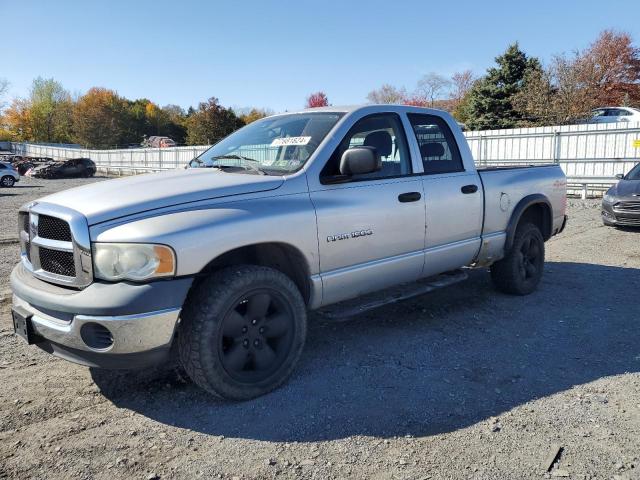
[{"left": 317, "top": 269, "right": 468, "bottom": 321}]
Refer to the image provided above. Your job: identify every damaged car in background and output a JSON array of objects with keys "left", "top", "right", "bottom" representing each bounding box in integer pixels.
[{"left": 26, "top": 158, "right": 97, "bottom": 179}]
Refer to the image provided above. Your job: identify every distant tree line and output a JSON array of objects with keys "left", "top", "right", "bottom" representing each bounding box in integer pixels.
[
  {"left": 1, "top": 29, "right": 639, "bottom": 143},
  {"left": 0, "top": 81, "right": 271, "bottom": 148}
]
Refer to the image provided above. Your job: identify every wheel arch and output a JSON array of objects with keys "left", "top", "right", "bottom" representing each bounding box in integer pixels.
[
  {"left": 195, "top": 242, "right": 312, "bottom": 305},
  {"left": 505, "top": 194, "right": 553, "bottom": 251}
]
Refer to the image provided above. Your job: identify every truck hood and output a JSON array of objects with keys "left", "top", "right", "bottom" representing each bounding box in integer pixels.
[{"left": 39, "top": 168, "right": 285, "bottom": 225}]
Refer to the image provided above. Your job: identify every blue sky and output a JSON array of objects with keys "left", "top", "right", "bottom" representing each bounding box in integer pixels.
[{"left": 2, "top": 0, "right": 640, "bottom": 112}]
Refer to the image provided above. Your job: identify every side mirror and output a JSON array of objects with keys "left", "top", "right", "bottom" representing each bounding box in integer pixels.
[
  {"left": 340, "top": 146, "right": 381, "bottom": 176},
  {"left": 615, "top": 173, "right": 624, "bottom": 180}
]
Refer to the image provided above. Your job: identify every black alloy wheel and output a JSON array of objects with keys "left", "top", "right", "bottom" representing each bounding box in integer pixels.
[
  {"left": 218, "top": 290, "right": 295, "bottom": 383},
  {"left": 517, "top": 232, "right": 542, "bottom": 281}
]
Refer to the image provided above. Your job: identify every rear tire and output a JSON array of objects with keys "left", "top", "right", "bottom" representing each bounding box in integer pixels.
[
  {"left": 490, "top": 222, "right": 545, "bottom": 295},
  {"left": 178, "top": 265, "right": 307, "bottom": 400},
  {"left": 1, "top": 176, "right": 15, "bottom": 188}
]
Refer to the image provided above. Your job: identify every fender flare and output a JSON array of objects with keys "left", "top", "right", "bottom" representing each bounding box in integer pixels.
[{"left": 504, "top": 194, "right": 553, "bottom": 251}]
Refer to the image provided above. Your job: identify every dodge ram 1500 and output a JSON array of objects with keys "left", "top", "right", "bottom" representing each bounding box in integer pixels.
[{"left": 11, "top": 105, "right": 567, "bottom": 399}]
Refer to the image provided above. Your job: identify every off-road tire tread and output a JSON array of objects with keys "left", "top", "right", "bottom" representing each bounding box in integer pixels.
[
  {"left": 178, "top": 265, "right": 307, "bottom": 400},
  {"left": 490, "top": 222, "right": 545, "bottom": 295}
]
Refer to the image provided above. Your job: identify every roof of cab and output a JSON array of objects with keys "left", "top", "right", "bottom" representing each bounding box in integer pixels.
[{"left": 283, "top": 104, "right": 450, "bottom": 116}]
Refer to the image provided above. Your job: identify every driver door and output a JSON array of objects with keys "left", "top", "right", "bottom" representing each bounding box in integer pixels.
[{"left": 309, "top": 113, "right": 426, "bottom": 305}]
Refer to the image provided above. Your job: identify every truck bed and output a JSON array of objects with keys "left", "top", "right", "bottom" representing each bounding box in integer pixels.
[
  {"left": 478, "top": 164, "right": 566, "bottom": 244},
  {"left": 477, "top": 164, "right": 559, "bottom": 172}
]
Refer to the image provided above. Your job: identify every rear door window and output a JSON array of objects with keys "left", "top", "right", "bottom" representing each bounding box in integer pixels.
[{"left": 407, "top": 114, "right": 464, "bottom": 174}]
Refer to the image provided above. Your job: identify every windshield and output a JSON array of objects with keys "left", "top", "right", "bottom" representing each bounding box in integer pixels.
[
  {"left": 625, "top": 163, "right": 640, "bottom": 180},
  {"left": 189, "top": 112, "right": 344, "bottom": 174}
]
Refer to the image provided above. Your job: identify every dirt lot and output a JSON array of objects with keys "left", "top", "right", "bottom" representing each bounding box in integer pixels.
[{"left": 1, "top": 177, "right": 639, "bottom": 480}]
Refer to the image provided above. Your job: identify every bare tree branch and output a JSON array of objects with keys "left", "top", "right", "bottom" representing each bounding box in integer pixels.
[{"left": 416, "top": 73, "right": 452, "bottom": 107}]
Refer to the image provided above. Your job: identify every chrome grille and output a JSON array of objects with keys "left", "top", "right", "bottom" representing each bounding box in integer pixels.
[
  {"left": 38, "top": 215, "right": 72, "bottom": 241},
  {"left": 18, "top": 203, "right": 93, "bottom": 288},
  {"left": 19, "top": 213, "right": 31, "bottom": 262},
  {"left": 21, "top": 213, "right": 29, "bottom": 233},
  {"left": 39, "top": 248, "right": 76, "bottom": 277},
  {"left": 614, "top": 217, "right": 640, "bottom": 226},
  {"left": 613, "top": 202, "right": 640, "bottom": 222}
]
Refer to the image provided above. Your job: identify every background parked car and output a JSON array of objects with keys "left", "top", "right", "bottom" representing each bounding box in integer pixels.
[
  {"left": 27, "top": 158, "right": 96, "bottom": 179},
  {"left": 142, "top": 136, "right": 177, "bottom": 148},
  {"left": 602, "top": 162, "right": 640, "bottom": 227},
  {"left": 0, "top": 161, "right": 20, "bottom": 187},
  {"left": 586, "top": 107, "right": 640, "bottom": 124}
]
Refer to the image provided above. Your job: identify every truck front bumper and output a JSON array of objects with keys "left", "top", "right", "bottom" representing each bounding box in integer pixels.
[{"left": 10, "top": 263, "right": 193, "bottom": 369}]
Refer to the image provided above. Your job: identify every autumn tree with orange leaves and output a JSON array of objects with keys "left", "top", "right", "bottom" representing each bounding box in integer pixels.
[
  {"left": 514, "top": 30, "right": 640, "bottom": 125},
  {"left": 72, "top": 88, "right": 130, "bottom": 147},
  {"left": 580, "top": 30, "right": 640, "bottom": 106}
]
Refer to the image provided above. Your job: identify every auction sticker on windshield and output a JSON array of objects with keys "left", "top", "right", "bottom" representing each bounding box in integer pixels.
[{"left": 271, "top": 136, "right": 312, "bottom": 147}]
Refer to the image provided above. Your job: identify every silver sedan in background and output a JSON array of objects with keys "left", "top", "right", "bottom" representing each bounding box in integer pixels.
[
  {"left": 602, "top": 162, "right": 640, "bottom": 227},
  {"left": 0, "top": 161, "right": 20, "bottom": 187}
]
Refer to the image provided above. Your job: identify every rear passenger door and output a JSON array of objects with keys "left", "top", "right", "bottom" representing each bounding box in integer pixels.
[
  {"left": 309, "top": 113, "right": 426, "bottom": 305},
  {"left": 406, "top": 114, "right": 483, "bottom": 277}
]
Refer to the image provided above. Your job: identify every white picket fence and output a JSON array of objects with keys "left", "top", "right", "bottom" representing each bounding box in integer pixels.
[{"left": 8, "top": 121, "right": 640, "bottom": 198}]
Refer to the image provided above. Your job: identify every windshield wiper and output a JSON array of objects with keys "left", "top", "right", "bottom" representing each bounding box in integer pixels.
[
  {"left": 211, "top": 154, "right": 257, "bottom": 162},
  {"left": 206, "top": 155, "right": 267, "bottom": 175}
]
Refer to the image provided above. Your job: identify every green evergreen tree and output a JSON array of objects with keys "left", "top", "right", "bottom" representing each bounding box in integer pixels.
[{"left": 465, "top": 43, "right": 541, "bottom": 130}]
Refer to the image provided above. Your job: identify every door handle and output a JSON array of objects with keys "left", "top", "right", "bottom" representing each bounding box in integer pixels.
[
  {"left": 398, "top": 192, "right": 422, "bottom": 203},
  {"left": 461, "top": 184, "right": 478, "bottom": 194}
]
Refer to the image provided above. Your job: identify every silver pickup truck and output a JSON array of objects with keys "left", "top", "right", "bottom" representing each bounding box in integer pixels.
[{"left": 11, "top": 105, "right": 567, "bottom": 400}]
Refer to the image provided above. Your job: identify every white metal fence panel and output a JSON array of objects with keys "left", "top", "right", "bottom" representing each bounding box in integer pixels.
[
  {"left": 8, "top": 121, "right": 640, "bottom": 197},
  {"left": 466, "top": 123, "right": 640, "bottom": 196},
  {"left": 9, "top": 143, "right": 210, "bottom": 171}
]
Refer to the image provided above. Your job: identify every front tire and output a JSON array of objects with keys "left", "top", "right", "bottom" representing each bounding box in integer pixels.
[
  {"left": 178, "top": 265, "right": 307, "bottom": 400},
  {"left": 1, "top": 176, "right": 15, "bottom": 187},
  {"left": 490, "top": 222, "right": 545, "bottom": 295}
]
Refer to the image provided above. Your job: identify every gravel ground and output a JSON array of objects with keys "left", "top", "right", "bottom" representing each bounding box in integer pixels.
[{"left": 1, "top": 177, "right": 639, "bottom": 480}]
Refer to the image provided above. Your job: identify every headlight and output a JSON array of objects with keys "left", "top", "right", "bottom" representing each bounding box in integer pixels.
[
  {"left": 92, "top": 243, "right": 176, "bottom": 281},
  {"left": 603, "top": 192, "right": 615, "bottom": 203}
]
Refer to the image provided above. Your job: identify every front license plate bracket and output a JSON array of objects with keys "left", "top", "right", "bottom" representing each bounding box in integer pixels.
[{"left": 12, "top": 308, "right": 37, "bottom": 344}]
